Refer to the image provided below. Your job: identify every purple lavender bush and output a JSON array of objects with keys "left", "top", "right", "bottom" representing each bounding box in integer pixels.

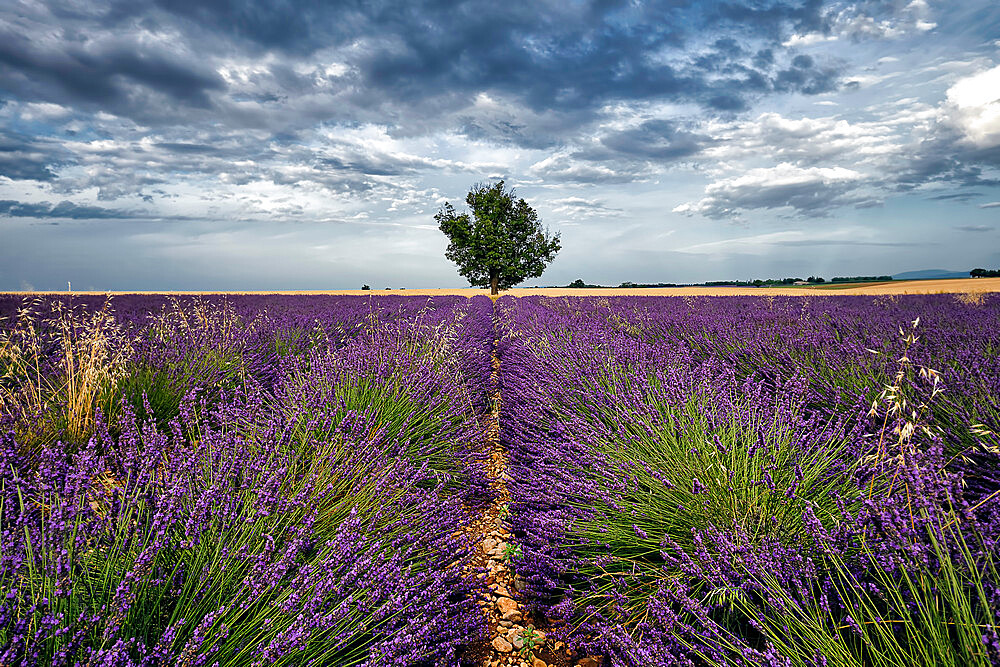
[
  {"left": 498, "top": 295, "right": 1000, "bottom": 666},
  {"left": 0, "top": 294, "right": 493, "bottom": 666}
]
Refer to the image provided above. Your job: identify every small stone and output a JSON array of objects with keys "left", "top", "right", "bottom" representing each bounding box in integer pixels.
[
  {"left": 499, "top": 620, "right": 513, "bottom": 628},
  {"left": 576, "top": 659, "right": 599, "bottom": 667},
  {"left": 502, "top": 609, "right": 522, "bottom": 622},
  {"left": 496, "top": 597, "right": 518, "bottom": 615},
  {"left": 510, "top": 635, "right": 524, "bottom": 650},
  {"left": 483, "top": 538, "right": 498, "bottom": 552},
  {"left": 495, "top": 584, "right": 511, "bottom": 598},
  {"left": 554, "top": 641, "right": 564, "bottom": 651},
  {"left": 532, "top": 659, "right": 547, "bottom": 667},
  {"left": 492, "top": 637, "right": 513, "bottom": 653}
]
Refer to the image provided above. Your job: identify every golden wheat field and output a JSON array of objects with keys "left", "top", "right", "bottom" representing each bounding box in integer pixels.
[{"left": 6, "top": 277, "right": 999, "bottom": 298}]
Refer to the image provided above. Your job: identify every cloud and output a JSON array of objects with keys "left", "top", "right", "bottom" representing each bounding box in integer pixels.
[
  {"left": 674, "top": 81, "right": 1000, "bottom": 221},
  {"left": 596, "top": 119, "right": 710, "bottom": 161},
  {"left": 954, "top": 224, "right": 994, "bottom": 232},
  {"left": 0, "top": 0, "right": 853, "bottom": 134},
  {"left": 0, "top": 0, "right": 997, "bottom": 293},
  {"left": 0, "top": 129, "right": 72, "bottom": 181},
  {"left": 529, "top": 154, "right": 645, "bottom": 184},
  {"left": 676, "top": 228, "right": 916, "bottom": 255},
  {"left": 927, "top": 192, "right": 983, "bottom": 201},
  {"left": 0, "top": 199, "right": 142, "bottom": 219},
  {"left": 945, "top": 65, "right": 1000, "bottom": 149},
  {"left": 674, "top": 163, "right": 867, "bottom": 218},
  {"left": 548, "top": 196, "right": 623, "bottom": 217},
  {"left": 979, "top": 201, "right": 1000, "bottom": 208},
  {"left": 0, "top": 16, "right": 224, "bottom": 119}
]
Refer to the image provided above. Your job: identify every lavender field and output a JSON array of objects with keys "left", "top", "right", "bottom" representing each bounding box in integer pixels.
[{"left": 1, "top": 293, "right": 999, "bottom": 666}]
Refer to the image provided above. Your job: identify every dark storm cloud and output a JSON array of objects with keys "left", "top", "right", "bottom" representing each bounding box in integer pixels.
[
  {"left": 0, "top": 23, "right": 224, "bottom": 117},
  {"left": 595, "top": 120, "right": 710, "bottom": 160},
  {"left": 0, "top": 199, "right": 139, "bottom": 219},
  {"left": 0, "top": 0, "right": 884, "bottom": 213},
  {"left": 893, "top": 137, "right": 1000, "bottom": 191},
  {"left": 0, "top": 129, "right": 71, "bottom": 181},
  {"left": 1, "top": 0, "right": 850, "bottom": 128},
  {"left": 714, "top": 0, "right": 828, "bottom": 39},
  {"left": 703, "top": 180, "right": 871, "bottom": 218},
  {"left": 927, "top": 192, "right": 983, "bottom": 202},
  {"left": 773, "top": 59, "right": 841, "bottom": 95},
  {"left": 0, "top": 0, "right": 996, "bottom": 226},
  {"left": 153, "top": 142, "right": 218, "bottom": 153}
]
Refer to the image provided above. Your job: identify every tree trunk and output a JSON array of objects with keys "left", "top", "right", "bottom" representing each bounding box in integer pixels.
[{"left": 490, "top": 272, "right": 499, "bottom": 296}]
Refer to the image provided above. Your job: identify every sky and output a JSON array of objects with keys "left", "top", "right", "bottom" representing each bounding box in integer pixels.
[{"left": 1, "top": 0, "right": 999, "bottom": 290}]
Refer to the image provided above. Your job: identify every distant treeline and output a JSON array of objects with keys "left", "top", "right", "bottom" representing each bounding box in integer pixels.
[
  {"left": 830, "top": 275, "right": 893, "bottom": 283},
  {"left": 617, "top": 281, "right": 680, "bottom": 288},
  {"left": 555, "top": 271, "right": 998, "bottom": 289},
  {"left": 565, "top": 276, "right": 895, "bottom": 288}
]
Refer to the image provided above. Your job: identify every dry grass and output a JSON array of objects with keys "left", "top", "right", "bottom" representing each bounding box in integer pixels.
[
  {"left": 3, "top": 277, "right": 999, "bottom": 298},
  {"left": 0, "top": 300, "right": 128, "bottom": 446}
]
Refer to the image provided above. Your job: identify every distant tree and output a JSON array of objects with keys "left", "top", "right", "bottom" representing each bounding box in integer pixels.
[
  {"left": 971, "top": 268, "right": 1000, "bottom": 277},
  {"left": 832, "top": 275, "right": 893, "bottom": 283},
  {"left": 568, "top": 279, "right": 586, "bottom": 288},
  {"left": 361, "top": 284, "right": 371, "bottom": 290},
  {"left": 436, "top": 180, "right": 561, "bottom": 295}
]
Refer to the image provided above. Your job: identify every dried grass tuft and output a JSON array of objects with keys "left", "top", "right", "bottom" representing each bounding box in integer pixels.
[{"left": 0, "top": 298, "right": 129, "bottom": 448}]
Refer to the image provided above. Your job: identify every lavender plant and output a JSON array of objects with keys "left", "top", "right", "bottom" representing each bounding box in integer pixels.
[
  {"left": 496, "top": 294, "right": 1000, "bottom": 666},
  {"left": 0, "top": 294, "right": 494, "bottom": 666}
]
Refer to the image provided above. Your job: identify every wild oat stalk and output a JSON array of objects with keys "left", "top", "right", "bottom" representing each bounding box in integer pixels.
[{"left": 0, "top": 298, "right": 128, "bottom": 449}]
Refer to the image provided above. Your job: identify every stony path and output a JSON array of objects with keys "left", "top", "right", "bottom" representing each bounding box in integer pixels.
[{"left": 460, "top": 342, "right": 598, "bottom": 667}]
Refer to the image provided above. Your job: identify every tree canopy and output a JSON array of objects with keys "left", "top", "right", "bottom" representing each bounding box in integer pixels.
[{"left": 436, "top": 181, "right": 561, "bottom": 295}]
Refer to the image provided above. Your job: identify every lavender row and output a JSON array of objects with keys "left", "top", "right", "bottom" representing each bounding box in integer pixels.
[
  {"left": 0, "top": 295, "right": 496, "bottom": 665},
  {"left": 497, "top": 295, "right": 1000, "bottom": 666}
]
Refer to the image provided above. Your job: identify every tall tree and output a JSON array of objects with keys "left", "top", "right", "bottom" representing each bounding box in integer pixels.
[{"left": 436, "top": 181, "right": 561, "bottom": 295}]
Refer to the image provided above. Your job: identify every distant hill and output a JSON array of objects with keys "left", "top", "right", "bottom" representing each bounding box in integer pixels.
[{"left": 892, "top": 269, "right": 968, "bottom": 280}]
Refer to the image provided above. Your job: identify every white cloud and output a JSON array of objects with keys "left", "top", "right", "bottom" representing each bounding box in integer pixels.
[
  {"left": 549, "top": 196, "right": 623, "bottom": 217},
  {"left": 673, "top": 163, "right": 867, "bottom": 219},
  {"left": 783, "top": 32, "right": 838, "bottom": 48},
  {"left": 944, "top": 65, "right": 1000, "bottom": 148}
]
